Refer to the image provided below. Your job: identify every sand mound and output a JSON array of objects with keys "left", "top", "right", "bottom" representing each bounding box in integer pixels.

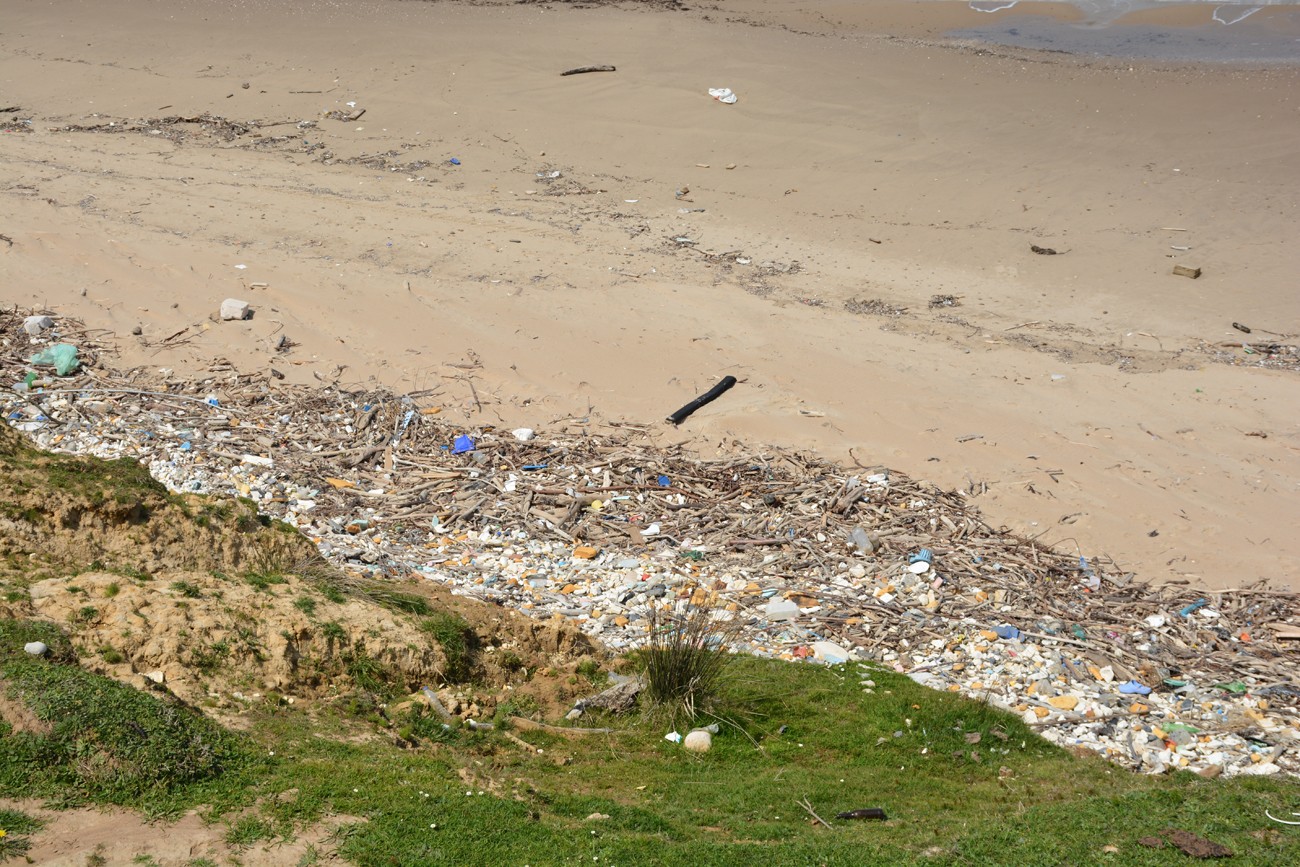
[{"left": 0, "top": 421, "right": 314, "bottom": 581}]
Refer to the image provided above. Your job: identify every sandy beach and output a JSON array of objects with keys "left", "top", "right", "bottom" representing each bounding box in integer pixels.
[{"left": 2, "top": 0, "right": 1298, "bottom": 591}]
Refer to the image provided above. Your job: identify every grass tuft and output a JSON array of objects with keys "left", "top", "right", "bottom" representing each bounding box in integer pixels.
[
  {"left": 0, "top": 807, "right": 42, "bottom": 861},
  {"left": 421, "top": 612, "right": 476, "bottom": 683},
  {"left": 640, "top": 604, "right": 741, "bottom": 723}
]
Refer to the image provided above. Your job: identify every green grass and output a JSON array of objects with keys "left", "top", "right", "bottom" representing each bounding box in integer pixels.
[
  {"left": 575, "top": 658, "right": 607, "bottom": 687},
  {"left": 246, "top": 571, "right": 288, "bottom": 592},
  {"left": 225, "top": 815, "right": 275, "bottom": 847},
  {"left": 640, "top": 605, "right": 739, "bottom": 723},
  {"left": 117, "top": 655, "right": 1299, "bottom": 866},
  {"left": 320, "top": 585, "right": 347, "bottom": 605},
  {"left": 421, "top": 612, "right": 475, "bottom": 683},
  {"left": 1, "top": 615, "right": 1296, "bottom": 865},
  {"left": 0, "top": 619, "right": 259, "bottom": 809},
  {"left": 0, "top": 807, "right": 42, "bottom": 862},
  {"left": 99, "top": 647, "right": 126, "bottom": 665},
  {"left": 170, "top": 580, "right": 203, "bottom": 598}
]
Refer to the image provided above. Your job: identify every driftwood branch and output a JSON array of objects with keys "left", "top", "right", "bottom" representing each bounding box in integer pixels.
[
  {"left": 510, "top": 716, "right": 613, "bottom": 736},
  {"left": 561, "top": 65, "right": 616, "bottom": 76},
  {"left": 667, "top": 375, "right": 737, "bottom": 426}
]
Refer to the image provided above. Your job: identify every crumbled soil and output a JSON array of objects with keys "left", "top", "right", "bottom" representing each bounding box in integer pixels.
[
  {"left": 1162, "top": 828, "right": 1235, "bottom": 859},
  {"left": 0, "top": 676, "right": 52, "bottom": 736}
]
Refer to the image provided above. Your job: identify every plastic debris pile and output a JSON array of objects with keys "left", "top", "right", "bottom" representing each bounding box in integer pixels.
[{"left": 3, "top": 307, "right": 1298, "bottom": 777}]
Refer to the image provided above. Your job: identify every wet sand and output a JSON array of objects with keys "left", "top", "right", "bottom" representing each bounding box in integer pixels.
[{"left": 1, "top": 0, "right": 1297, "bottom": 590}]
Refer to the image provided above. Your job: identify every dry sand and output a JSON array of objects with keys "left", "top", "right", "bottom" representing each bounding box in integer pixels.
[
  {"left": 0, "top": 797, "right": 352, "bottom": 866},
  {"left": 2, "top": 0, "right": 1297, "bottom": 591}
]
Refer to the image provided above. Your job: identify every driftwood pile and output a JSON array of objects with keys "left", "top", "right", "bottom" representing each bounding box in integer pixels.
[{"left": 3, "top": 307, "right": 1298, "bottom": 702}]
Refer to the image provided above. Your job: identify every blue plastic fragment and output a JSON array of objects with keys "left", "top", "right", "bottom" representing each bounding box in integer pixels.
[
  {"left": 180, "top": 441, "right": 192, "bottom": 451},
  {"left": 993, "top": 625, "right": 1022, "bottom": 641},
  {"left": 522, "top": 464, "right": 548, "bottom": 471},
  {"left": 449, "top": 157, "right": 461, "bottom": 165},
  {"left": 909, "top": 549, "right": 934, "bottom": 566},
  {"left": 1179, "top": 598, "right": 1209, "bottom": 617},
  {"left": 657, "top": 474, "right": 671, "bottom": 487},
  {"left": 205, "top": 396, "right": 220, "bottom": 407},
  {"left": 1118, "top": 680, "right": 1152, "bottom": 696},
  {"left": 452, "top": 434, "right": 475, "bottom": 454}
]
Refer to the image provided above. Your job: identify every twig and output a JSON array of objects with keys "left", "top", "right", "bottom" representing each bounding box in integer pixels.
[
  {"left": 796, "top": 796, "right": 834, "bottom": 829},
  {"left": 46, "top": 387, "right": 221, "bottom": 407}
]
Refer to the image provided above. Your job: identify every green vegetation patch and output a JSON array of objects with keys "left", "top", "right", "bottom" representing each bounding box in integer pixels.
[
  {"left": 217, "top": 656, "right": 1300, "bottom": 866},
  {"left": 0, "top": 423, "right": 165, "bottom": 514},
  {"left": 421, "top": 611, "right": 476, "bottom": 683},
  {"left": 0, "top": 807, "right": 42, "bottom": 862},
  {"left": 0, "top": 616, "right": 1296, "bottom": 865},
  {"left": 0, "top": 620, "right": 257, "bottom": 807}
]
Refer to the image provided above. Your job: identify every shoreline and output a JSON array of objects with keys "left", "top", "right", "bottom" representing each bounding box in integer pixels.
[{"left": 704, "top": 0, "right": 1300, "bottom": 63}]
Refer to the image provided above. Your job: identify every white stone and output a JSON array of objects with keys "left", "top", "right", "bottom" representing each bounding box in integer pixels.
[
  {"left": 220, "top": 299, "right": 252, "bottom": 320},
  {"left": 1240, "top": 761, "right": 1281, "bottom": 776},
  {"left": 145, "top": 670, "right": 165, "bottom": 684},
  {"left": 512, "top": 428, "right": 536, "bottom": 442},
  {"left": 765, "top": 598, "right": 799, "bottom": 621},
  {"left": 23, "top": 315, "right": 54, "bottom": 336},
  {"left": 23, "top": 641, "right": 48, "bottom": 656},
  {"left": 683, "top": 729, "right": 713, "bottom": 752}
]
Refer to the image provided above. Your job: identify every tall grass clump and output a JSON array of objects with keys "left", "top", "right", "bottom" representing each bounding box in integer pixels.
[
  {"left": 421, "top": 611, "right": 476, "bottom": 683},
  {"left": 640, "top": 604, "right": 741, "bottom": 721}
]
